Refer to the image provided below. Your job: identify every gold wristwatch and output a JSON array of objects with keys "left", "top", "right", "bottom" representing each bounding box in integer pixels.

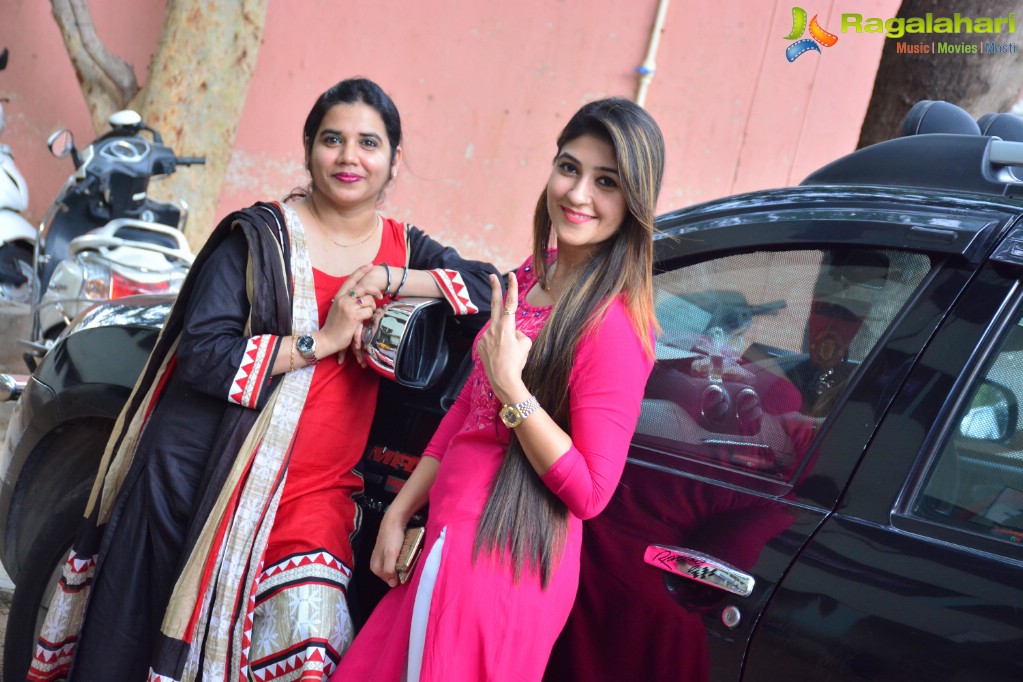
[{"left": 499, "top": 395, "right": 540, "bottom": 428}]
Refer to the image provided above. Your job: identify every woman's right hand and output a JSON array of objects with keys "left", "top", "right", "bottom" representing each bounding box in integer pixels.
[
  {"left": 370, "top": 513, "right": 408, "bottom": 588},
  {"left": 321, "top": 264, "right": 380, "bottom": 363}
]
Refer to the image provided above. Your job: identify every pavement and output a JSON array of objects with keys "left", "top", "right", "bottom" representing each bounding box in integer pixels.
[{"left": 0, "top": 308, "right": 32, "bottom": 596}]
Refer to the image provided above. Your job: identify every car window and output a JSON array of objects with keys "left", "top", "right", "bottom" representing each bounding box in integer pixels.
[
  {"left": 912, "top": 313, "right": 1023, "bottom": 546},
  {"left": 636, "top": 248, "right": 930, "bottom": 481}
]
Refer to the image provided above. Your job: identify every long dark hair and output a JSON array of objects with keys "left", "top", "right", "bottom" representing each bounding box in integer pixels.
[{"left": 474, "top": 98, "right": 664, "bottom": 587}]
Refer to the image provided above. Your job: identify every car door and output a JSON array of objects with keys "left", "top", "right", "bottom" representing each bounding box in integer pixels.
[
  {"left": 742, "top": 237, "right": 1023, "bottom": 681},
  {"left": 543, "top": 194, "right": 1014, "bottom": 682}
]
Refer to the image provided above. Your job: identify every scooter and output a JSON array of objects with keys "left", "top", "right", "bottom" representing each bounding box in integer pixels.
[
  {"left": 0, "top": 48, "right": 35, "bottom": 310},
  {"left": 25, "top": 109, "right": 204, "bottom": 364}
]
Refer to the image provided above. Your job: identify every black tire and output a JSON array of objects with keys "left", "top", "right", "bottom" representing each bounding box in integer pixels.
[
  {"left": 4, "top": 523, "right": 78, "bottom": 682},
  {"left": 2, "top": 421, "right": 108, "bottom": 682}
]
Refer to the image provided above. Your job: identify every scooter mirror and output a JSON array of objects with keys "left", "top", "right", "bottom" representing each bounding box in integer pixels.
[{"left": 47, "top": 129, "right": 74, "bottom": 159}]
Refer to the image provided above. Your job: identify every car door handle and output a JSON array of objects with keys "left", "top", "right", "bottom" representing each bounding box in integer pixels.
[{"left": 644, "top": 544, "right": 755, "bottom": 597}]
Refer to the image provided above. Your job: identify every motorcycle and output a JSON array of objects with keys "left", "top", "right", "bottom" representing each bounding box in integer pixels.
[
  {"left": 24, "top": 109, "right": 204, "bottom": 365},
  {"left": 0, "top": 48, "right": 35, "bottom": 310}
]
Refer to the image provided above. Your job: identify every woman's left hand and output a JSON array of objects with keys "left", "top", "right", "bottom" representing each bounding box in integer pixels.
[
  {"left": 324, "top": 265, "right": 380, "bottom": 365},
  {"left": 476, "top": 272, "right": 531, "bottom": 403},
  {"left": 343, "top": 264, "right": 391, "bottom": 366},
  {"left": 347, "top": 264, "right": 390, "bottom": 299}
]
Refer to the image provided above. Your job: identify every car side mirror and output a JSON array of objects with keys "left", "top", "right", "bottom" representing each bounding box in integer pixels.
[
  {"left": 959, "top": 379, "right": 1017, "bottom": 441},
  {"left": 361, "top": 297, "right": 450, "bottom": 389}
]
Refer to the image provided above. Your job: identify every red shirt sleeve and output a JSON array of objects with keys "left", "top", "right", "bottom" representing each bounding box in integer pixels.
[{"left": 540, "top": 299, "right": 654, "bottom": 519}]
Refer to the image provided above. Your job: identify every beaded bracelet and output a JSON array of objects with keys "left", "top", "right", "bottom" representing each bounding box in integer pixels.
[
  {"left": 289, "top": 335, "right": 297, "bottom": 372},
  {"left": 394, "top": 267, "right": 409, "bottom": 298},
  {"left": 382, "top": 263, "right": 393, "bottom": 297}
]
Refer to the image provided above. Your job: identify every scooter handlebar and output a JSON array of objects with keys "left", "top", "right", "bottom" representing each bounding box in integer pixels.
[{"left": 176, "top": 156, "right": 206, "bottom": 166}]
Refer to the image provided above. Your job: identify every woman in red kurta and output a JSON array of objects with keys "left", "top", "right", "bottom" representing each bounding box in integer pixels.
[
  {"left": 334, "top": 97, "right": 666, "bottom": 681},
  {"left": 246, "top": 208, "right": 492, "bottom": 681},
  {"left": 30, "top": 79, "right": 497, "bottom": 682}
]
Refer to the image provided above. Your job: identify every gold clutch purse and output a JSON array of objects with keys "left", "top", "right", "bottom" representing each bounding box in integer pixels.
[{"left": 395, "top": 526, "right": 426, "bottom": 584}]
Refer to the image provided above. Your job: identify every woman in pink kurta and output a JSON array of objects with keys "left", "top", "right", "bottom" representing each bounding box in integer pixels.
[{"left": 333, "top": 97, "right": 666, "bottom": 682}]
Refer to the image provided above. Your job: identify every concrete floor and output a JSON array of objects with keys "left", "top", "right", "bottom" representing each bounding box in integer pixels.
[
  {"left": 0, "top": 308, "right": 33, "bottom": 593},
  {"left": 0, "top": 558, "right": 11, "bottom": 591}
]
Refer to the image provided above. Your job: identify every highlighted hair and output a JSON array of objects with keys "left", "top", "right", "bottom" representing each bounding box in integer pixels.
[{"left": 474, "top": 98, "right": 664, "bottom": 587}]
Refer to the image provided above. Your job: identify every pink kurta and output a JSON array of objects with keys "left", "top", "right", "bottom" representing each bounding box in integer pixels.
[{"left": 332, "top": 255, "right": 654, "bottom": 682}]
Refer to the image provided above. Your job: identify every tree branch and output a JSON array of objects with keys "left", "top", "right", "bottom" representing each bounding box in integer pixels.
[
  {"left": 67, "top": 0, "right": 139, "bottom": 97},
  {"left": 50, "top": 0, "right": 139, "bottom": 129}
]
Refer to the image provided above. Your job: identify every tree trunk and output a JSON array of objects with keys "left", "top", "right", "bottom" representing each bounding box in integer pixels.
[
  {"left": 858, "top": 0, "right": 1023, "bottom": 148},
  {"left": 131, "top": 0, "right": 267, "bottom": 247},
  {"left": 51, "top": 0, "right": 267, "bottom": 247}
]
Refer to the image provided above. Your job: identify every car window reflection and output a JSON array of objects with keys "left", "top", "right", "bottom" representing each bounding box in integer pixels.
[
  {"left": 915, "top": 315, "right": 1023, "bottom": 546},
  {"left": 636, "top": 249, "right": 931, "bottom": 482}
]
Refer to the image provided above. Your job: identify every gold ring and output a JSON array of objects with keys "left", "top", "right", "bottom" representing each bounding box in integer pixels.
[
  {"left": 503, "top": 307, "right": 514, "bottom": 316},
  {"left": 349, "top": 289, "right": 358, "bottom": 298},
  {"left": 356, "top": 297, "right": 365, "bottom": 306}
]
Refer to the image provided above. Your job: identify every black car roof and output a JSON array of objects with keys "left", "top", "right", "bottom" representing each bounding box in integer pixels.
[
  {"left": 653, "top": 134, "right": 1023, "bottom": 268},
  {"left": 803, "top": 133, "right": 1023, "bottom": 198}
]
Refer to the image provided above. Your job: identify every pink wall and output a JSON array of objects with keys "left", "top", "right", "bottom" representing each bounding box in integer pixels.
[{"left": 3, "top": 0, "right": 899, "bottom": 269}]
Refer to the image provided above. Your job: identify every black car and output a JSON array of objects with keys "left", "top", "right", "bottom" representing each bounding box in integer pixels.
[{"left": 4, "top": 102, "right": 1023, "bottom": 681}]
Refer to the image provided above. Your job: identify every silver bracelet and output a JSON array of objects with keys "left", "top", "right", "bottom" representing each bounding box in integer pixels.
[{"left": 394, "top": 267, "right": 409, "bottom": 298}]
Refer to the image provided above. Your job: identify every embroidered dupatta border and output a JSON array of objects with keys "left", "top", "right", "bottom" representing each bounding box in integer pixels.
[
  {"left": 156, "top": 203, "right": 320, "bottom": 681},
  {"left": 29, "top": 203, "right": 296, "bottom": 682}
]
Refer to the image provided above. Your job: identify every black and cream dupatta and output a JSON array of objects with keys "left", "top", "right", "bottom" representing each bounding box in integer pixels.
[
  {"left": 159, "top": 201, "right": 324, "bottom": 681},
  {"left": 29, "top": 202, "right": 322, "bottom": 682}
]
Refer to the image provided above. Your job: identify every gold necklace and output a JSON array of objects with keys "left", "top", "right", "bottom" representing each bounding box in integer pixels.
[
  {"left": 316, "top": 214, "right": 381, "bottom": 248},
  {"left": 545, "top": 262, "right": 557, "bottom": 292}
]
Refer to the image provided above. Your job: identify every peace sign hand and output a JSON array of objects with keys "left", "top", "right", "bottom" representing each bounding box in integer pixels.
[{"left": 476, "top": 273, "right": 532, "bottom": 404}]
